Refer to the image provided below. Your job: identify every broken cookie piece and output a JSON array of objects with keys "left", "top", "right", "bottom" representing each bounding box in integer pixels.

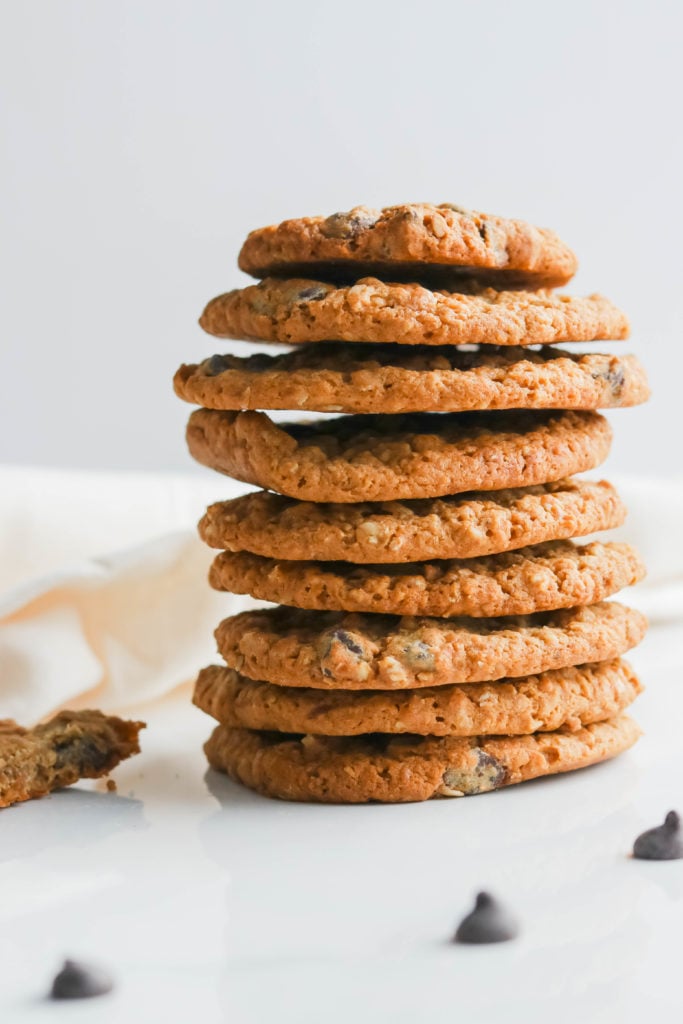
[{"left": 0, "top": 710, "right": 144, "bottom": 809}]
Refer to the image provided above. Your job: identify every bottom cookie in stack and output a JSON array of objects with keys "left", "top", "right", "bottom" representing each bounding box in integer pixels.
[
  {"left": 202, "top": 718, "right": 641, "bottom": 804},
  {"left": 193, "top": 602, "right": 647, "bottom": 803}
]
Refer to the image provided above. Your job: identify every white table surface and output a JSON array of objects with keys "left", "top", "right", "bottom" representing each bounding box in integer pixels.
[{"left": 1, "top": 622, "right": 682, "bottom": 1024}]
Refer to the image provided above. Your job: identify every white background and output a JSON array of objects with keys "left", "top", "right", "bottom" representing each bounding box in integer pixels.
[
  {"left": 1, "top": 8, "right": 683, "bottom": 1020},
  {"left": 0, "top": 0, "right": 679, "bottom": 476}
]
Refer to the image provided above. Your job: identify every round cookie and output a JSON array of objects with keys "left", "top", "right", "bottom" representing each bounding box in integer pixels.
[
  {"left": 186, "top": 409, "right": 612, "bottom": 503},
  {"left": 199, "top": 480, "right": 626, "bottom": 564},
  {"left": 194, "top": 658, "right": 642, "bottom": 738},
  {"left": 199, "top": 277, "right": 629, "bottom": 347},
  {"left": 204, "top": 715, "right": 641, "bottom": 803},
  {"left": 175, "top": 345, "right": 648, "bottom": 415},
  {"left": 237, "top": 204, "right": 578, "bottom": 287},
  {"left": 215, "top": 602, "right": 648, "bottom": 690},
  {"left": 209, "top": 541, "right": 645, "bottom": 618}
]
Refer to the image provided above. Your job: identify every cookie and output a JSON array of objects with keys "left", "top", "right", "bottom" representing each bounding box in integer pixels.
[
  {"left": 199, "top": 277, "right": 629, "bottom": 347},
  {"left": 175, "top": 344, "right": 647, "bottom": 415},
  {"left": 215, "top": 602, "right": 647, "bottom": 690},
  {"left": 209, "top": 541, "right": 644, "bottom": 617},
  {"left": 0, "top": 710, "right": 144, "bottom": 809},
  {"left": 198, "top": 480, "right": 626, "bottom": 564},
  {"left": 203, "top": 715, "right": 641, "bottom": 803},
  {"left": 193, "top": 658, "right": 642, "bottom": 737},
  {"left": 186, "top": 409, "right": 612, "bottom": 503},
  {"left": 237, "top": 204, "right": 578, "bottom": 287}
]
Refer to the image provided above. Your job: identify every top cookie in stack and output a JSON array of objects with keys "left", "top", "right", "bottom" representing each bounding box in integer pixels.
[{"left": 176, "top": 203, "right": 649, "bottom": 804}]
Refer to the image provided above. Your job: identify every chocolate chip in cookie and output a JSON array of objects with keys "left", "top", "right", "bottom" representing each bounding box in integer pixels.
[
  {"left": 295, "top": 283, "right": 330, "bottom": 301},
  {"left": 320, "top": 207, "right": 381, "bottom": 239},
  {"left": 319, "top": 627, "right": 371, "bottom": 682},
  {"left": 440, "top": 750, "right": 507, "bottom": 796}
]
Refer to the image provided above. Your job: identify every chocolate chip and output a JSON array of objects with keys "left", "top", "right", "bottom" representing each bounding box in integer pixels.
[
  {"left": 50, "top": 959, "right": 114, "bottom": 1000},
  {"left": 441, "top": 748, "right": 506, "bottom": 796},
  {"left": 633, "top": 810, "right": 683, "bottom": 860},
  {"left": 606, "top": 366, "right": 625, "bottom": 396},
  {"left": 321, "top": 208, "right": 380, "bottom": 239},
  {"left": 319, "top": 627, "right": 369, "bottom": 680},
  {"left": 475, "top": 750, "right": 506, "bottom": 788},
  {"left": 54, "top": 737, "right": 110, "bottom": 774},
  {"left": 454, "top": 891, "right": 519, "bottom": 945},
  {"left": 327, "top": 628, "right": 364, "bottom": 658},
  {"left": 400, "top": 639, "right": 435, "bottom": 671},
  {"left": 201, "top": 354, "right": 231, "bottom": 377},
  {"left": 592, "top": 363, "right": 625, "bottom": 397},
  {"left": 295, "top": 284, "right": 329, "bottom": 302}
]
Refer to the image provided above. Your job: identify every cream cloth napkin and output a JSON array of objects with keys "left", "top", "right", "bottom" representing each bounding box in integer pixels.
[
  {"left": 0, "top": 465, "right": 250, "bottom": 722},
  {"left": 1, "top": 465, "right": 681, "bottom": 723}
]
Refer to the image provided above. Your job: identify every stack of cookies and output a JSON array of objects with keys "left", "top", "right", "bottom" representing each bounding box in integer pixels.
[{"left": 175, "top": 203, "right": 649, "bottom": 803}]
